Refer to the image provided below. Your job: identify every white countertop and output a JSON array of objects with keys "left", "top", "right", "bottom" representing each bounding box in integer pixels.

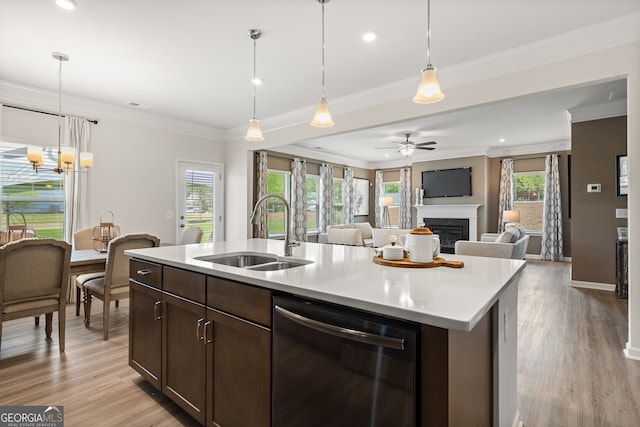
[{"left": 126, "top": 239, "right": 526, "bottom": 331}]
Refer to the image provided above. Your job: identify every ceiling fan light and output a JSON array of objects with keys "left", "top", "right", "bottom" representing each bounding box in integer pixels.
[
  {"left": 245, "top": 119, "right": 264, "bottom": 141},
  {"left": 400, "top": 144, "right": 415, "bottom": 156},
  {"left": 311, "top": 98, "right": 334, "bottom": 127},
  {"left": 413, "top": 66, "right": 444, "bottom": 104},
  {"left": 56, "top": 0, "right": 77, "bottom": 10}
]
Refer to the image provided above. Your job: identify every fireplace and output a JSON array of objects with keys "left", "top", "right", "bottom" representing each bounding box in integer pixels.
[{"left": 423, "top": 218, "right": 469, "bottom": 254}]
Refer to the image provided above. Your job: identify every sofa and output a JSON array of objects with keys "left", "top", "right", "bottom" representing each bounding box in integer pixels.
[
  {"left": 454, "top": 226, "right": 530, "bottom": 260},
  {"left": 318, "top": 223, "right": 410, "bottom": 248}
]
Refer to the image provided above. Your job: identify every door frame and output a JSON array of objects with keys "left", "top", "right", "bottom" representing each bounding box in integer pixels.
[{"left": 175, "top": 158, "right": 224, "bottom": 244}]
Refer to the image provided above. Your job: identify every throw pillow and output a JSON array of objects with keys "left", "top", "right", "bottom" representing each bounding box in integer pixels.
[
  {"left": 496, "top": 231, "right": 516, "bottom": 243},
  {"left": 328, "top": 228, "right": 364, "bottom": 246},
  {"left": 353, "top": 222, "right": 373, "bottom": 239},
  {"left": 505, "top": 227, "right": 521, "bottom": 242}
]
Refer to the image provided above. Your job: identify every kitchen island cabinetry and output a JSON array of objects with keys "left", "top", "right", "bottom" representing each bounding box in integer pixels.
[{"left": 129, "top": 262, "right": 272, "bottom": 427}]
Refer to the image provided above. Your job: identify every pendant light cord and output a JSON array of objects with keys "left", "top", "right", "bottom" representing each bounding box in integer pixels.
[
  {"left": 426, "top": 0, "right": 432, "bottom": 67},
  {"left": 321, "top": 1, "right": 326, "bottom": 99},
  {"left": 252, "top": 37, "right": 257, "bottom": 119},
  {"left": 57, "top": 57, "right": 63, "bottom": 169}
]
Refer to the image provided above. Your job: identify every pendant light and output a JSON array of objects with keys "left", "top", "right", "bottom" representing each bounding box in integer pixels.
[
  {"left": 28, "top": 52, "right": 94, "bottom": 173},
  {"left": 311, "top": 0, "right": 334, "bottom": 127},
  {"left": 413, "top": 0, "right": 444, "bottom": 104},
  {"left": 245, "top": 29, "right": 264, "bottom": 141}
]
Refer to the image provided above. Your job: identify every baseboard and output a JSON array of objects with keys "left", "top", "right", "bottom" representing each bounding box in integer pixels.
[
  {"left": 570, "top": 280, "right": 615, "bottom": 292},
  {"left": 524, "top": 254, "right": 572, "bottom": 262},
  {"left": 624, "top": 342, "right": 640, "bottom": 361}
]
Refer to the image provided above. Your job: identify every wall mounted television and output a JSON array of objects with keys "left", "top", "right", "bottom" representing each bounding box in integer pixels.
[{"left": 422, "top": 167, "right": 472, "bottom": 198}]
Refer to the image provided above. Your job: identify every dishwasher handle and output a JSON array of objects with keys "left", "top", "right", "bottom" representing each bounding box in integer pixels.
[{"left": 274, "top": 305, "right": 405, "bottom": 351}]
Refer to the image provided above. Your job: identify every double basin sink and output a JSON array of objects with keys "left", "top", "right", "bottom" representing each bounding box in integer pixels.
[{"left": 194, "top": 252, "right": 313, "bottom": 271}]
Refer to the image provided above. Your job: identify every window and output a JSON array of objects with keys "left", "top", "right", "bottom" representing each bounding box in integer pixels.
[
  {"left": 1, "top": 141, "right": 65, "bottom": 239},
  {"left": 383, "top": 181, "right": 400, "bottom": 228},
  {"left": 266, "top": 170, "right": 290, "bottom": 235},
  {"left": 332, "top": 178, "right": 344, "bottom": 225},
  {"left": 513, "top": 172, "right": 545, "bottom": 232}
]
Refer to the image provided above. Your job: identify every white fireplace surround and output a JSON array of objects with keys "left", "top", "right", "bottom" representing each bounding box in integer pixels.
[{"left": 414, "top": 204, "right": 482, "bottom": 241}]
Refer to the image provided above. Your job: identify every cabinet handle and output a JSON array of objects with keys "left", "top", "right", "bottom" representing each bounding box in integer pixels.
[
  {"left": 153, "top": 301, "right": 162, "bottom": 320},
  {"left": 196, "top": 318, "right": 205, "bottom": 341},
  {"left": 136, "top": 269, "right": 151, "bottom": 276},
  {"left": 203, "top": 320, "right": 212, "bottom": 344}
]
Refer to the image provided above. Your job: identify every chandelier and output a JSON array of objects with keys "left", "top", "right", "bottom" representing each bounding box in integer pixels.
[{"left": 27, "top": 52, "right": 94, "bottom": 173}]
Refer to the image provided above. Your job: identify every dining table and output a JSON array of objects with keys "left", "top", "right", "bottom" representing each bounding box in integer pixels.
[{"left": 68, "top": 249, "right": 107, "bottom": 303}]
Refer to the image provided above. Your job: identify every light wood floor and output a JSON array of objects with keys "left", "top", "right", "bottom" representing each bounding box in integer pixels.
[{"left": 0, "top": 260, "right": 638, "bottom": 426}]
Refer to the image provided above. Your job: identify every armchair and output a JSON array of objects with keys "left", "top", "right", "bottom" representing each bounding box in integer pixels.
[{"left": 455, "top": 227, "right": 530, "bottom": 260}]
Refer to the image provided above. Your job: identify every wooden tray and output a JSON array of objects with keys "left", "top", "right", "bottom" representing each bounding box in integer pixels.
[{"left": 373, "top": 255, "right": 464, "bottom": 269}]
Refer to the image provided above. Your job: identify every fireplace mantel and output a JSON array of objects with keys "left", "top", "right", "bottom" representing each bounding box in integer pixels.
[{"left": 414, "top": 204, "right": 482, "bottom": 241}]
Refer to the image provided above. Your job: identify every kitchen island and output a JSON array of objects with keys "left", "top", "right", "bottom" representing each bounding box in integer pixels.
[{"left": 126, "top": 238, "right": 526, "bottom": 427}]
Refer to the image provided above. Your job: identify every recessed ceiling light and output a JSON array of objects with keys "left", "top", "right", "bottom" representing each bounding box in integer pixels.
[
  {"left": 252, "top": 77, "right": 263, "bottom": 86},
  {"left": 498, "top": 138, "right": 506, "bottom": 143},
  {"left": 56, "top": 0, "right": 77, "bottom": 10},
  {"left": 385, "top": 153, "right": 390, "bottom": 157},
  {"left": 362, "top": 31, "right": 377, "bottom": 42}
]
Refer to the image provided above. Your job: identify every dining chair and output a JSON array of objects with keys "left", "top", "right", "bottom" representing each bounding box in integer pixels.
[
  {"left": 73, "top": 227, "right": 106, "bottom": 316},
  {"left": 180, "top": 226, "right": 203, "bottom": 244},
  {"left": 0, "top": 238, "right": 71, "bottom": 353},
  {"left": 82, "top": 233, "right": 160, "bottom": 340}
]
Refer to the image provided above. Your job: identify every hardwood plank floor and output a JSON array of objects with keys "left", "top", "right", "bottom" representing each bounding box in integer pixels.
[{"left": 0, "top": 260, "right": 638, "bottom": 426}]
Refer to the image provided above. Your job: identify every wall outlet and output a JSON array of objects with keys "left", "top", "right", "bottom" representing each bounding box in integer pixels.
[
  {"left": 587, "top": 183, "right": 601, "bottom": 193},
  {"left": 616, "top": 208, "right": 628, "bottom": 219}
]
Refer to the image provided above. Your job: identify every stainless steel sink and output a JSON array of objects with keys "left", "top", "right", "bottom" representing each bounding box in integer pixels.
[
  {"left": 194, "top": 251, "right": 313, "bottom": 271},
  {"left": 247, "top": 260, "right": 313, "bottom": 271},
  {"left": 194, "top": 252, "right": 277, "bottom": 267}
]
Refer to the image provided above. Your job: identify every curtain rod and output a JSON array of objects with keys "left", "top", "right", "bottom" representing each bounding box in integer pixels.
[
  {"left": 501, "top": 154, "right": 561, "bottom": 162},
  {"left": 3, "top": 104, "right": 99, "bottom": 125}
]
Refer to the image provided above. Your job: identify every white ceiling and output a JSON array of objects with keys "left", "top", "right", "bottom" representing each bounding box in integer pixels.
[{"left": 1, "top": 0, "right": 638, "bottom": 166}]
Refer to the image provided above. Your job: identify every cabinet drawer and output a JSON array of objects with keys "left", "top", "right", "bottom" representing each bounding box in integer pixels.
[
  {"left": 164, "top": 266, "right": 206, "bottom": 304},
  {"left": 130, "top": 259, "right": 162, "bottom": 289},
  {"left": 207, "top": 277, "right": 272, "bottom": 327}
]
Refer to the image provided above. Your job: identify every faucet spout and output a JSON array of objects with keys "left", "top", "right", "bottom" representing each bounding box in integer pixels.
[{"left": 250, "top": 194, "right": 297, "bottom": 257}]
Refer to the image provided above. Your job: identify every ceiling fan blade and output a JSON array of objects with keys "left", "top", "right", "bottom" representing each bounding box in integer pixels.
[
  {"left": 415, "top": 141, "right": 437, "bottom": 146},
  {"left": 416, "top": 146, "right": 436, "bottom": 150},
  {"left": 375, "top": 146, "right": 398, "bottom": 150}
]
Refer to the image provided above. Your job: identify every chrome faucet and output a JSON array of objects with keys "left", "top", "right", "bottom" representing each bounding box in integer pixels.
[{"left": 249, "top": 194, "right": 299, "bottom": 257}]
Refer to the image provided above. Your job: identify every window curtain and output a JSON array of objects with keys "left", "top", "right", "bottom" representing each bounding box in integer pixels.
[
  {"left": 343, "top": 168, "right": 355, "bottom": 224},
  {"left": 64, "top": 116, "right": 91, "bottom": 242},
  {"left": 319, "top": 163, "right": 333, "bottom": 233},
  {"left": 497, "top": 158, "right": 514, "bottom": 232},
  {"left": 541, "top": 154, "right": 563, "bottom": 261},
  {"left": 374, "top": 170, "right": 383, "bottom": 228},
  {"left": 254, "top": 151, "right": 269, "bottom": 238},
  {"left": 290, "top": 158, "right": 307, "bottom": 241},
  {"left": 399, "top": 168, "right": 412, "bottom": 229}
]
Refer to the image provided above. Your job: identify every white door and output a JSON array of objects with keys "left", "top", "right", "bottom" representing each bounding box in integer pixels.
[{"left": 176, "top": 160, "right": 224, "bottom": 244}]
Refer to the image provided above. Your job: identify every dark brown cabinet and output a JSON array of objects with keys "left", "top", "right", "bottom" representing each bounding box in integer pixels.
[{"left": 129, "top": 260, "right": 272, "bottom": 427}]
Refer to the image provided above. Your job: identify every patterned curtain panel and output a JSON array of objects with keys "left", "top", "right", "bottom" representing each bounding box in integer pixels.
[
  {"left": 254, "top": 151, "right": 269, "bottom": 238},
  {"left": 290, "top": 158, "right": 307, "bottom": 241},
  {"left": 374, "top": 170, "right": 383, "bottom": 228},
  {"left": 497, "top": 158, "right": 514, "bottom": 232},
  {"left": 399, "top": 168, "right": 412, "bottom": 229},
  {"left": 343, "top": 168, "right": 355, "bottom": 224},
  {"left": 319, "top": 163, "right": 334, "bottom": 233},
  {"left": 541, "top": 154, "right": 563, "bottom": 261},
  {"left": 64, "top": 116, "right": 91, "bottom": 241}
]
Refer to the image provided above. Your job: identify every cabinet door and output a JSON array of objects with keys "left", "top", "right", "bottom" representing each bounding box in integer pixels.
[
  {"left": 163, "top": 292, "right": 207, "bottom": 424},
  {"left": 129, "top": 282, "right": 162, "bottom": 389},
  {"left": 206, "top": 308, "right": 271, "bottom": 427}
]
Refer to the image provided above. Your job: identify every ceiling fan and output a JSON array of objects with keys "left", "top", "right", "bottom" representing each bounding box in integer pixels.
[{"left": 377, "top": 133, "right": 437, "bottom": 156}]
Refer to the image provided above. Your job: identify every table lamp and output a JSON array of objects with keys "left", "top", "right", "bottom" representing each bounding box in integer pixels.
[{"left": 503, "top": 210, "right": 520, "bottom": 231}]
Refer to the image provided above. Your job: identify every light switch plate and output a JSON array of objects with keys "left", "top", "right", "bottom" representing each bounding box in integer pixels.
[{"left": 616, "top": 208, "right": 628, "bottom": 218}]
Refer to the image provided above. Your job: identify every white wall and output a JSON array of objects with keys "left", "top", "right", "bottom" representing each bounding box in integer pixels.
[{"left": 1, "top": 107, "right": 225, "bottom": 244}]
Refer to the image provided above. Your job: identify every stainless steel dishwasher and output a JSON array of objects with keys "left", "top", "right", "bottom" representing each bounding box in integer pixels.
[{"left": 272, "top": 295, "right": 419, "bottom": 427}]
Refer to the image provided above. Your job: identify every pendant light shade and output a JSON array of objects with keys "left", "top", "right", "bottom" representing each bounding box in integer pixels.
[
  {"left": 413, "top": 0, "right": 444, "bottom": 104},
  {"left": 311, "top": 0, "right": 334, "bottom": 127},
  {"left": 245, "top": 29, "right": 264, "bottom": 141},
  {"left": 311, "top": 98, "right": 334, "bottom": 127}
]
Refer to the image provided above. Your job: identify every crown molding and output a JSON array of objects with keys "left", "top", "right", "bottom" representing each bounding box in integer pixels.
[
  {"left": 486, "top": 140, "right": 571, "bottom": 158},
  {"left": 567, "top": 98, "right": 627, "bottom": 123},
  {"left": 272, "top": 144, "right": 372, "bottom": 170},
  {"left": 0, "top": 80, "right": 225, "bottom": 140}
]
